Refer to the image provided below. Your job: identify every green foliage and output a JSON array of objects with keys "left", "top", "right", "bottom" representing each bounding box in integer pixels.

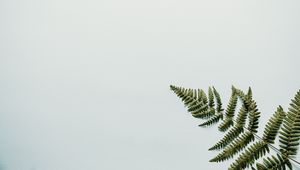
[
  {"left": 209, "top": 126, "right": 244, "bottom": 150},
  {"left": 199, "top": 89, "right": 208, "bottom": 104},
  {"left": 279, "top": 91, "right": 300, "bottom": 157},
  {"left": 208, "top": 87, "right": 215, "bottom": 108},
  {"left": 229, "top": 141, "right": 269, "bottom": 170},
  {"left": 209, "top": 89, "right": 254, "bottom": 151},
  {"left": 218, "top": 91, "right": 238, "bottom": 132},
  {"left": 210, "top": 87, "right": 260, "bottom": 162},
  {"left": 213, "top": 87, "right": 223, "bottom": 113},
  {"left": 263, "top": 106, "right": 286, "bottom": 144},
  {"left": 199, "top": 113, "right": 223, "bottom": 127},
  {"left": 210, "top": 131, "right": 255, "bottom": 162},
  {"left": 255, "top": 154, "right": 292, "bottom": 170},
  {"left": 247, "top": 102, "right": 260, "bottom": 133},
  {"left": 170, "top": 85, "right": 223, "bottom": 123},
  {"left": 170, "top": 85, "right": 300, "bottom": 170},
  {"left": 229, "top": 107, "right": 286, "bottom": 170}
]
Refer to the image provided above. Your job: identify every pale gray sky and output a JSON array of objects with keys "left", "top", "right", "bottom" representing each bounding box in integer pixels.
[{"left": 0, "top": 0, "right": 300, "bottom": 169}]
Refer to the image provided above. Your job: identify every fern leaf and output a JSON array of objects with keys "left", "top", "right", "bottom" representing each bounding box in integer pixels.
[
  {"left": 229, "top": 106, "right": 286, "bottom": 169},
  {"left": 192, "top": 107, "right": 215, "bottom": 119},
  {"left": 218, "top": 93, "right": 238, "bottom": 131},
  {"left": 187, "top": 100, "right": 206, "bottom": 112},
  {"left": 225, "top": 93, "right": 238, "bottom": 118},
  {"left": 218, "top": 118, "right": 234, "bottom": 132},
  {"left": 255, "top": 154, "right": 292, "bottom": 170},
  {"left": 232, "top": 86, "right": 246, "bottom": 101},
  {"left": 279, "top": 90, "right": 300, "bottom": 157},
  {"left": 188, "top": 96, "right": 216, "bottom": 119},
  {"left": 235, "top": 104, "right": 248, "bottom": 127},
  {"left": 246, "top": 87, "right": 253, "bottom": 101},
  {"left": 247, "top": 102, "right": 261, "bottom": 133},
  {"left": 213, "top": 87, "right": 224, "bottom": 113},
  {"left": 171, "top": 85, "right": 300, "bottom": 170},
  {"left": 198, "top": 113, "right": 223, "bottom": 127},
  {"left": 211, "top": 97, "right": 259, "bottom": 163},
  {"left": 170, "top": 86, "right": 194, "bottom": 103},
  {"left": 198, "top": 89, "right": 208, "bottom": 104},
  {"left": 263, "top": 106, "right": 286, "bottom": 144},
  {"left": 209, "top": 126, "right": 244, "bottom": 150},
  {"left": 208, "top": 87, "right": 215, "bottom": 108},
  {"left": 170, "top": 85, "right": 215, "bottom": 119},
  {"left": 210, "top": 131, "right": 255, "bottom": 162},
  {"left": 229, "top": 141, "right": 269, "bottom": 170},
  {"left": 210, "top": 99, "right": 250, "bottom": 150}
]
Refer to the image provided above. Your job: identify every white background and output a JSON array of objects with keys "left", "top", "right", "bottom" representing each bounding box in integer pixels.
[{"left": 1, "top": 0, "right": 300, "bottom": 169}]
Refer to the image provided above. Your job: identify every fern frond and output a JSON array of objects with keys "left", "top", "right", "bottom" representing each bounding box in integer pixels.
[
  {"left": 210, "top": 97, "right": 251, "bottom": 150},
  {"left": 186, "top": 100, "right": 214, "bottom": 119},
  {"left": 232, "top": 86, "right": 245, "bottom": 100},
  {"left": 225, "top": 93, "right": 238, "bottom": 118},
  {"left": 209, "top": 126, "right": 244, "bottom": 150},
  {"left": 263, "top": 106, "right": 286, "bottom": 144},
  {"left": 235, "top": 104, "right": 248, "bottom": 127},
  {"left": 246, "top": 87, "right": 253, "bottom": 101},
  {"left": 229, "top": 141, "right": 269, "bottom": 170},
  {"left": 187, "top": 88, "right": 194, "bottom": 99},
  {"left": 255, "top": 154, "right": 292, "bottom": 170},
  {"left": 279, "top": 90, "right": 300, "bottom": 157},
  {"left": 182, "top": 96, "right": 198, "bottom": 107},
  {"left": 208, "top": 87, "right": 215, "bottom": 108},
  {"left": 198, "top": 113, "right": 223, "bottom": 127},
  {"left": 171, "top": 85, "right": 300, "bottom": 170},
  {"left": 170, "top": 86, "right": 195, "bottom": 103},
  {"left": 186, "top": 93, "right": 216, "bottom": 119},
  {"left": 210, "top": 131, "right": 255, "bottom": 162},
  {"left": 229, "top": 106, "right": 286, "bottom": 169},
  {"left": 218, "top": 93, "right": 238, "bottom": 131},
  {"left": 187, "top": 100, "right": 206, "bottom": 112},
  {"left": 198, "top": 89, "right": 208, "bottom": 104},
  {"left": 218, "top": 118, "right": 234, "bottom": 132},
  {"left": 247, "top": 102, "right": 261, "bottom": 133},
  {"left": 211, "top": 97, "right": 259, "bottom": 162},
  {"left": 192, "top": 107, "right": 215, "bottom": 119},
  {"left": 170, "top": 85, "right": 215, "bottom": 119},
  {"left": 213, "top": 87, "right": 224, "bottom": 113}
]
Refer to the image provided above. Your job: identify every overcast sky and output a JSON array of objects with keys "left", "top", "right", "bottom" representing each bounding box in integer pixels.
[{"left": 1, "top": 0, "right": 300, "bottom": 170}]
